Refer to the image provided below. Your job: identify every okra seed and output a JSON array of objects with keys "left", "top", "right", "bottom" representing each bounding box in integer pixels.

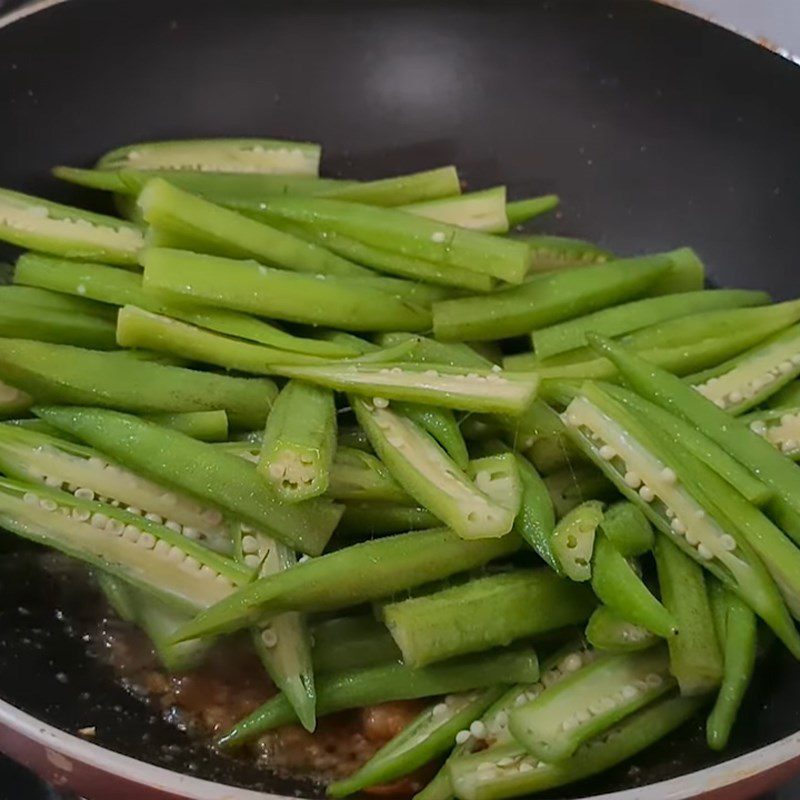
[
  {"left": 126, "top": 506, "right": 141, "bottom": 516},
  {"left": 685, "top": 528, "right": 699, "bottom": 546},
  {"left": 145, "top": 512, "right": 163, "bottom": 524},
  {"left": 792, "top": 354, "right": 800, "bottom": 366},
  {"left": 491, "top": 364, "right": 503, "bottom": 373},
  {"left": 645, "top": 673, "right": 664, "bottom": 688},
  {"left": 469, "top": 720, "right": 487, "bottom": 738},
  {"left": 623, "top": 471, "right": 642, "bottom": 489},
  {"left": 23, "top": 492, "right": 39, "bottom": 505},
  {"left": 199, "top": 565, "right": 217, "bottom": 580},
  {"left": 779, "top": 360, "right": 795, "bottom": 374},
  {"left": 621, "top": 685, "right": 638, "bottom": 700},
  {"left": 729, "top": 390, "right": 743, "bottom": 404},
  {"left": 670, "top": 518, "right": 686, "bottom": 534},
  {"left": 202, "top": 508, "right": 224, "bottom": 526},
  {"left": 183, "top": 526, "right": 201, "bottom": 540},
  {"left": 244, "top": 554, "right": 261, "bottom": 569},
  {"left": 496, "top": 757, "right": 515, "bottom": 767},
  {"left": 719, "top": 534, "right": 737, "bottom": 551},
  {"left": 560, "top": 653, "right": 584, "bottom": 673},
  {"left": 695, "top": 509, "right": 706, "bottom": 519},
  {"left": 494, "top": 710, "right": 509, "bottom": 726},
  {"left": 165, "top": 520, "right": 182, "bottom": 533},
  {"left": 71, "top": 507, "right": 91, "bottom": 522},
  {"left": 90, "top": 513, "right": 109, "bottom": 529},
  {"left": 518, "top": 762, "right": 536, "bottom": 773},
  {"left": 137, "top": 532, "right": 156, "bottom": 549},
  {"left": 513, "top": 694, "right": 528, "bottom": 707},
  {"left": 666, "top": 508, "right": 675, "bottom": 518},
  {"left": 598, "top": 445, "right": 616, "bottom": 461},
  {"left": 44, "top": 475, "right": 62, "bottom": 488},
  {"left": 372, "top": 397, "right": 389, "bottom": 409},
  {"left": 124, "top": 525, "right": 141, "bottom": 543},
  {"left": 106, "top": 518, "right": 124, "bottom": 536},
  {"left": 181, "top": 556, "right": 201, "bottom": 573},
  {"left": 714, "top": 398, "right": 727, "bottom": 408},
  {"left": 477, "top": 762, "right": 495, "bottom": 773},
  {"left": 638, "top": 485, "right": 655, "bottom": 502},
  {"left": 782, "top": 439, "right": 798, "bottom": 453},
  {"left": 697, "top": 544, "right": 714, "bottom": 560},
  {"left": 455, "top": 730, "right": 471, "bottom": 745},
  {"left": 241, "top": 535, "right": 259, "bottom": 554},
  {"left": 261, "top": 628, "right": 278, "bottom": 648},
  {"left": 432, "top": 702, "right": 448, "bottom": 718},
  {"left": 154, "top": 540, "right": 170, "bottom": 556},
  {"left": 561, "top": 717, "right": 579, "bottom": 732},
  {"left": 575, "top": 710, "right": 591, "bottom": 725},
  {"left": 39, "top": 498, "right": 58, "bottom": 512},
  {"left": 74, "top": 487, "right": 94, "bottom": 501},
  {"left": 167, "top": 544, "right": 185, "bottom": 561},
  {"left": 660, "top": 467, "right": 677, "bottom": 484},
  {"left": 390, "top": 367, "right": 403, "bottom": 374}
]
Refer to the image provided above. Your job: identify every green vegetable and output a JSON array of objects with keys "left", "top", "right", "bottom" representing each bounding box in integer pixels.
[
  {"left": 551, "top": 500, "right": 604, "bottom": 581},
  {"left": 585, "top": 606, "right": 659, "bottom": 653},
  {"left": 311, "top": 615, "right": 401, "bottom": 673},
  {"left": 404, "top": 187, "right": 509, "bottom": 233},
  {"left": 598, "top": 501, "right": 654, "bottom": 557},
  {"left": 505, "top": 195, "right": 559, "bottom": 227},
  {"left": 520, "top": 234, "right": 611, "bottom": 272}
]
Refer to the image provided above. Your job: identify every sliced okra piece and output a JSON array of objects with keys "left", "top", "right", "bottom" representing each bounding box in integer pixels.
[
  {"left": 432, "top": 254, "right": 672, "bottom": 341},
  {"left": 328, "top": 688, "right": 505, "bottom": 797},
  {"left": 465, "top": 453, "right": 523, "bottom": 519},
  {"left": 327, "top": 447, "right": 411, "bottom": 504},
  {"left": 591, "top": 534, "right": 677, "bottom": 639},
  {"left": 252, "top": 194, "right": 531, "bottom": 284},
  {"left": 14, "top": 254, "right": 360, "bottom": 359},
  {"left": 219, "top": 647, "right": 539, "bottom": 749},
  {"left": 585, "top": 606, "right": 659, "bottom": 653},
  {"left": 598, "top": 501, "right": 654, "bottom": 557},
  {"left": 171, "top": 527, "right": 521, "bottom": 643},
  {"left": 352, "top": 399, "right": 515, "bottom": 539},
  {"left": 36, "top": 407, "right": 343, "bottom": 557},
  {"left": 395, "top": 403, "right": 469, "bottom": 469},
  {"left": 311, "top": 615, "right": 402, "bottom": 673},
  {"left": 0, "top": 187, "right": 143, "bottom": 266},
  {"left": 0, "top": 338, "right": 275, "bottom": 430},
  {"left": 381, "top": 569, "right": 596, "bottom": 667},
  {"left": 0, "top": 284, "right": 116, "bottom": 321},
  {"left": 270, "top": 363, "right": 539, "bottom": 416},
  {"left": 654, "top": 535, "right": 724, "bottom": 695},
  {"left": 377, "top": 332, "right": 493, "bottom": 370},
  {"left": 532, "top": 289, "right": 768, "bottom": 361},
  {"left": 0, "top": 422, "right": 235, "bottom": 553},
  {"left": 0, "top": 302, "right": 117, "bottom": 350},
  {"left": 142, "top": 247, "right": 434, "bottom": 332},
  {"left": 259, "top": 381, "right": 337, "bottom": 502},
  {"left": 706, "top": 580, "right": 758, "bottom": 750},
  {"left": 0, "top": 477, "right": 249, "bottom": 611},
  {"left": 589, "top": 333, "right": 800, "bottom": 544},
  {"left": 518, "top": 234, "right": 612, "bottom": 273},
  {"left": 544, "top": 464, "right": 615, "bottom": 519},
  {"left": 403, "top": 187, "right": 509, "bottom": 233},
  {"left": 320, "top": 165, "right": 460, "bottom": 205},
  {"left": 561, "top": 382, "right": 800, "bottom": 656},
  {"left": 336, "top": 503, "right": 440, "bottom": 539},
  {"left": 689, "top": 322, "right": 800, "bottom": 414},
  {"left": 527, "top": 434, "right": 585, "bottom": 476},
  {"left": 449, "top": 692, "right": 705, "bottom": 800},
  {"left": 742, "top": 406, "right": 800, "bottom": 460},
  {"left": 508, "top": 646, "right": 674, "bottom": 762},
  {"left": 504, "top": 195, "right": 559, "bottom": 228},
  {"left": 550, "top": 500, "right": 604, "bottom": 582},
  {"left": 145, "top": 410, "right": 228, "bottom": 442},
  {"left": 96, "top": 137, "right": 322, "bottom": 175}
]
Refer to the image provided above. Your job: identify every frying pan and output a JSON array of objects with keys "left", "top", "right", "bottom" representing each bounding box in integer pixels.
[{"left": 0, "top": 0, "right": 799, "bottom": 797}]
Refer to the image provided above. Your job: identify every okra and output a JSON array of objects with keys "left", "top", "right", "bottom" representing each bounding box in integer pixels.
[
  {"left": 767, "top": 379, "right": 800, "bottom": 409},
  {"left": 504, "top": 195, "right": 559, "bottom": 228},
  {"left": 321, "top": 166, "right": 461, "bottom": 206},
  {"left": 377, "top": 333, "right": 493, "bottom": 370},
  {"left": 585, "top": 606, "right": 659, "bottom": 653},
  {"left": 259, "top": 381, "right": 336, "bottom": 502},
  {"left": 253, "top": 195, "right": 531, "bottom": 284},
  {"left": 142, "top": 247, "right": 434, "bottom": 332},
  {"left": 432, "top": 254, "right": 672, "bottom": 341},
  {"left": 396, "top": 403, "right": 469, "bottom": 469},
  {"left": 654, "top": 535, "right": 723, "bottom": 695},
  {"left": 328, "top": 688, "right": 504, "bottom": 797},
  {"left": 36, "top": 407, "right": 342, "bottom": 556},
  {"left": 561, "top": 382, "right": 800, "bottom": 656},
  {"left": 466, "top": 453, "right": 523, "bottom": 519},
  {"left": 706, "top": 580, "right": 757, "bottom": 750},
  {"left": 646, "top": 246, "right": 705, "bottom": 295},
  {"left": 138, "top": 178, "right": 368, "bottom": 277},
  {"left": 0, "top": 301, "right": 117, "bottom": 350},
  {"left": 0, "top": 338, "right": 275, "bottom": 429},
  {"left": 591, "top": 534, "right": 677, "bottom": 639},
  {"left": 0, "top": 187, "right": 143, "bottom": 265},
  {"left": 689, "top": 322, "right": 800, "bottom": 414},
  {"left": 352, "top": 399, "right": 515, "bottom": 539},
  {"left": 96, "top": 137, "right": 321, "bottom": 175},
  {"left": 145, "top": 410, "right": 228, "bottom": 442},
  {"left": 742, "top": 407, "right": 800, "bottom": 460},
  {"left": 382, "top": 570, "right": 596, "bottom": 667},
  {"left": 532, "top": 289, "right": 768, "bottom": 361},
  {"left": 336, "top": 503, "right": 440, "bottom": 539},
  {"left": 589, "top": 333, "right": 800, "bottom": 544},
  {"left": 171, "top": 527, "right": 521, "bottom": 643},
  {"left": 544, "top": 465, "right": 615, "bottom": 519},
  {"left": 327, "top": 447, "right": 411, "bottom": 504},
  {"left": 96, "top": 570, "right": 139, "bottom": 623},
  {"left": 0, "top": 284, "right": 117, "bottom": 321},
  {"left": 0, "top": 477, "right": 249, "bottom": 611},
  {"left": 449, "top": 693, "right": 704, "bottom": 800},
  {"left": 219, "top": 647, "right": 540, "bottom": 749},
  {"left": 311, "top": 615, "right": 401, "bottom": 674},
  {"left": 404, "top": 187, "right": 509, "bottom": 233},
  {"left": 520, "top": 235, "right": 612, "bottom": 273},
  {"left": 598, "top": 501, "right": 654, "bottom": 557},
  {"left": 14, "top": 254, "right": 360, "bottom": 359},
  {"left": 550, "top": 500, "right": 604, "bottom": 581}
]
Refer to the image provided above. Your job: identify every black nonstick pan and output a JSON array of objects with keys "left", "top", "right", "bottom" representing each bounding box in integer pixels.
[{"left": 0, "top": 1, "right": 799, "bottom": 798}]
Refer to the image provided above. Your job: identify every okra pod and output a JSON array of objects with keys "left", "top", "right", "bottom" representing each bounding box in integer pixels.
[
  {"left": 327, "top": 448, "right": 411, "bottom": 504},
  {"left": 36, "top": 407, "right": 342, "bottom": 556},
  {"left": 706, "top": 581, "right": 758, "bottom": 750},
  {"left": 432, "top": 254, "right": 672, "bottom": 341},
  {"left": 544, "top": 465, "right": 615, "bottom": 519},
  {"left": 646, "top": 246, "right": 705, "bottom": 295},
  {"left": 382, "top": 570, "right": 596, "bottom": 667},
  {"left": 336, "top": 503, "right": 440, "bottom": 539},
  {"left": 259, "top": 381, "right": 337, "bottom": 502},
  {"left": 466, "top": 453, "right": 523, "bottom": 519},
  {"left": 742, "top": 407, "right": 800, "bottom": 460},
  {"left": 404, "top": 187, "right": 509, "bottom": 233},
  {"left": 767, "top": 379, "right": 800, "bottom": 409},
  {"left": 395, "top": 403, "right": 469, "bottom": 469},
  {"left": 0, "top": 338, "right": 275, "bottom": 429},
  {"left": 504, "top": 195, "right": 559, "bottom": 227},
  {"left": 550, "top": 500, "right": 604, "bottom": 581},
  {"left": 377, "top": 333, "right": 493, "bottom": 370},
  {"left": 585, "top": 606, "right": 659, "bottom": 653},
  {"left": 591, "top": 534, "right": 677, "bottom": 639},
  {"left": 654, "top": 535, "right": 724, "bottom": 695},
  {"left": 0, "top": 302, "right": 117, "bottom": 350},
  {"left": 0, "top": 187, "right": 143, "bottom": 266},
  {"left": 532, "top": 289, "right": 768, "bottom": 361},
  {"left": 96, "top": 137, "right": 322, "bottom": 175},
  {"left": 321, "top": 166, "right": 461, "bottom": 206},
  {"left": 145, "top": 410, "right": 228, "bottom": 442},
  {"left": 219, "top": 647, "right": 540, "bottom": 749},
  {"left": 0, "top": 284, "right": 116, "bottom": 320},
  {"left": 598, "top": 501, "right": 654, "bottom": 557},
  {"left": 328, "top": 688, "right": 504, "bottom": 797},
  {"left": 352, "top": 399, "right": 515, "bottom": 539},
  {"left": 311, "top": 615, "right": 401, "bottom": 673},
  {"left": 172, "top": 527, "right": 520, "bottom": 643},
  {"left": 142, "top": 247, "right": 433, "bottom": 332},
  {"left": 520, "top": 234, "right": 612, "bottom": 273},
  {"left": 689, "top": 322, "right": 800, "bottom": 414},
  {"left": 508, "top": 646, "right": 675, "bottom": 762}
]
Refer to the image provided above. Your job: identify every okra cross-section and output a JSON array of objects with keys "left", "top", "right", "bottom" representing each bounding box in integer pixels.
[
  {"left": 353, "top": 399, "right": 516, "bottom": 539},
  {"left": 743, "top": 407, "right": 800, "bottom": 460}
]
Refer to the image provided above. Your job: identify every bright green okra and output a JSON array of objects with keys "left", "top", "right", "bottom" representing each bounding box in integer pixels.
[
  {"left": 35, "top": 407, "right": 342, "bottom": 556},
  {"left": 404, "top": 187, "right": 509, "bottom": 233},
  {"left": 145, "top": 410, "right": 229, "bottom": 442},
  {"left": 646, "top": 246, "right": 705, "bottom": 294},
  {"left": 0, "top": 284, "right": 117, "bottom": 321},
  {"left": 519, "top": 235, "right": 612, "bottom": 273},
  {"left": 585, "top": 606, "right": 659, "bottom": 653},
  {"left": 504, "top": 195, "right": 559, "bottom": 228},
  {"left": 742, "top": 407, "right": 800, "bottom": 460},
  {"left": 432, "top": 254, "right": 672, "bottom": 341},
  {"left": 336, "top": 503, "right": 440, "bottom": 539},
  {"left": 381, "top": 570, "right": 596, "bottom": 667},
  {"left": 395, "top": 403, "right": 469, "bottom": 469},
  {"left": 0, "top": 187, "right": 143, "bottom": 266},
  {"left": 259, "top": 381, "right": 337, "bottom": 502},
  {"left": 654, "top": 535, "right": 724, "bottom": 696},
  {"left": 544, "top": 465, "right": 616, "bottom": 519},
  {"left": 311, "top": 615, "right": 402, "bottom": 674},
  {"left": 171, "top": 527, "right": 521, "bottom": 643},
  {"left": 0, "top": 300, "right": 117, "bottom": 350},
  {"left": 0, "top": 338, "right": 275, "bottom": 429},
  {"left": 352, "top": 398, "right": 515, "bottom": 540},
  {"left": 598, "top": 501, "right": 654, "bottom": 557},
  {"left": 219, "top": 647, "right": 540, "bottom": 749},
  {"left": 550, "top": 500, "right": 604, "bottom": 582},
  {"left": 327, "top": 447, "right": 411, "bottom": 504}
]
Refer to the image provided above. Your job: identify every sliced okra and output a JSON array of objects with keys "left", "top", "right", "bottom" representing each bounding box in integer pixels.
[
  {"left": 518, "top": 234, "right": 611, "bottom": 273},
  {"left": 311, "top": 615, "right": 401, "bottom": 674},
  {"left": 543, "top": 464, "right": 615, "bottom": 519},
  {"left": 585, "top": 606, "right": 659, "bottom": 653},
  {"left": 403, "top": 187, "right": 509, "bottom": 233},
  {"left": 327, "top": 447, "right": 412, "bottom": 504},
  {"left": 550, "top": 500, "right": 604, "bottom": 582},
  {"left": 598, "top": 501, "right": 654, "bottom": 557},
  {"left": 742, "top": 407, "right": 800, "bottom": 460},
  {"left": 465, "top": 453, "right": 523, "bottom": 519},
  {"left": 504, "top": 195, "right": 559, "bottom": 228},
  {"left": 336, "top": 502, "right": 439, "bottom": 539}
]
